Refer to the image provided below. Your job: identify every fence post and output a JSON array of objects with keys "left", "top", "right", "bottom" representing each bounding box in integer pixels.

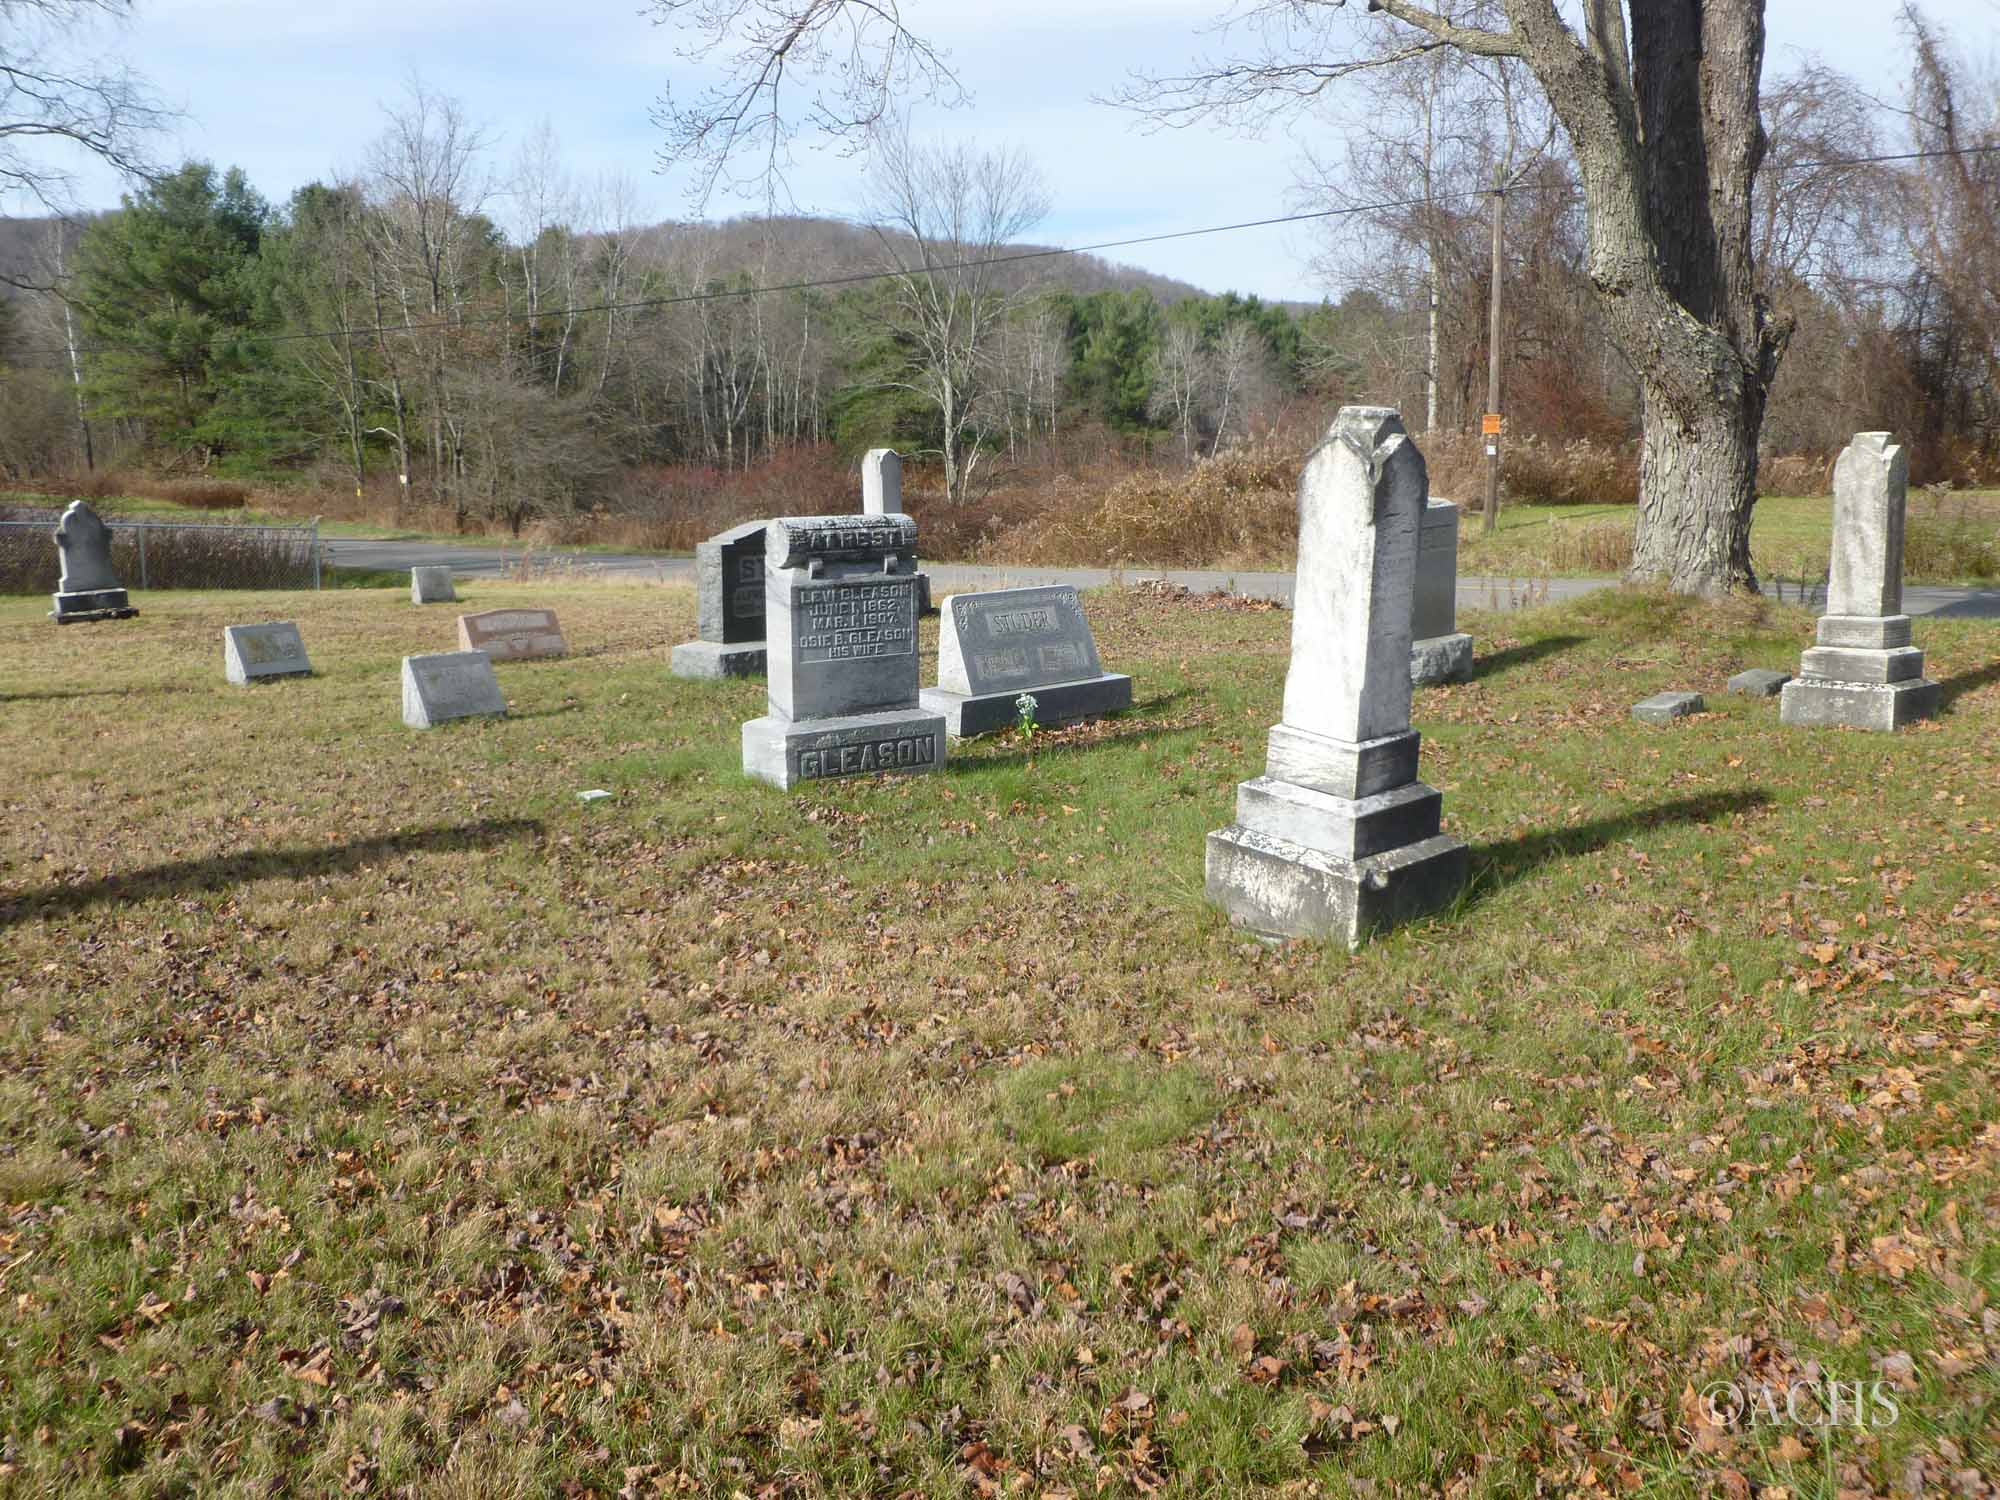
[
  {"left": 138, "top": 525, "right": 148, "bottom": 590},
  {"left": 312, "top": 517, "right": 322, "bottom": 590}
]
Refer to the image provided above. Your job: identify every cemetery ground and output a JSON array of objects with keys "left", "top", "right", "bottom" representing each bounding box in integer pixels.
[{"left": 2, "top": 579, "right": 1997, "bottom": 1499}]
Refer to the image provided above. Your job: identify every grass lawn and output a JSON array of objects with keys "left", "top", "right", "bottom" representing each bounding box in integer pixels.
[
  {"left": 1460, "top": 493, "right": 2000, "bottom": 587},
  {"left": 2, "top": 580, "right": 1997, "bottom": 1497}
]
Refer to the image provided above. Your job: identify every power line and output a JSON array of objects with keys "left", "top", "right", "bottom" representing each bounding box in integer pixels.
[{"left": 14, "top": 138, "right": 1999, "bottom": 363}]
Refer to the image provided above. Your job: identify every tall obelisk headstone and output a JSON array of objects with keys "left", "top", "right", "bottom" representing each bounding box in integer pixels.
[
  {"left": 1205, "top": 406, "right": 1466, "bottom": 947},
  {"left": 1779, "top": 432, "right": 1940, "bottom": 732},
  {"left": 862, "top": 447, "right": 932, "bottom": 615}
]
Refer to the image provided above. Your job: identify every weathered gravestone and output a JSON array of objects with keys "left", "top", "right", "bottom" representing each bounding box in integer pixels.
[
  {"left": 670, "top": 519, "right": 768, "bottom": 678},
  {"left": 1779, "top": 431, "right": 1940, "bottom": 732},
  {"left": 1205, "top": 406, "right": 1466, "bottom": 948},
  {"left": 1632, "top": 690, "right": 1703, "bottom": 725},
  {"left": 457, "top": 607, "right": 567, "bottom": 661},
  {"left": 920, "top": 585, "right": 1132, "bottom": 736},
  {"left": 401, "top": 650, "right": 506, "bottom": 728},
  {"left": 410, "top": 566, "right": 456, "bottom": 604},
  {"left": 741, "top": 514, "right": 945, "bottom": 789},
  {"left": 1410, "top": 498, "right": 1474, "bottom": 684},
  {"left": 861, "top": 446, "right": 933, "bottom": 615},
  {"left": 50, "top": 501, "right": 137, "bottom": 622},
  {"left": 223, "top": 622, "right": 311, "bottom": 683}
]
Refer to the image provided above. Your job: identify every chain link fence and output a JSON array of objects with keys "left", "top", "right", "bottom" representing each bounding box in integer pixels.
[{"left": 0, "top": 508, "right": 323, "bottom": 594}]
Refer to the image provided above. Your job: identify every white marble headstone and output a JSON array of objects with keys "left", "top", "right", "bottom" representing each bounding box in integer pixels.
[
  {"left": 862, "top": 448, "right": 903, "bottom": 516},
  {"left": 410, "top": 566, "right": 457, "bottom": 604}
]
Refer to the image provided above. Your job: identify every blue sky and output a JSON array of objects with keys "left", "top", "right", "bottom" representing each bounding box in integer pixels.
[{"left": 42, "top": 0, "right": 1997, "bottom": 301}]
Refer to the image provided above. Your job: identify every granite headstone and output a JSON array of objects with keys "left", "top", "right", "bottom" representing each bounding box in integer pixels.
[
  {"left": 741, "top": 514, "right": 945, "bottom": 788},
  {"left": 49, "top": 501, "right": 137, "bottom": 622},
  {"left": 920, "top": 585, "right": 1132, "bottom": 735},
  {"left": 1204, "top": 406, "right": 1467, "bottom": 947},
  {"left": 1410, "top": 498, "right": 1473, "bottom": 684},
  {"left": 410, "top": 566, "right": 457, "bottom": 604},
  {"left": 402, "top": 650, "right": 506, "bottom": 728},
  {"left": 223, "top": 622, "right": 311, "bottom": 683},
  {"left": 671, "top": 518, "right": 768, "bottom": 678},
  {"left": 1779, "top": 432, "right": 1940, "bottom": 731},
  {"left": 457, "top": 607, "right": 567, "bottom": 661}
]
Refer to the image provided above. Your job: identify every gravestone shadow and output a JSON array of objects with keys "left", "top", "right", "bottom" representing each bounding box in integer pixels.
[
  {"left": 1464, "top": 789, "right": 1772, "bottom": 907},
  {"left": 1472, "top": 634, "right": 1586, "bottom": 679},
  {"left": 1939, "top": 659, "right": 2000, "bottom": 709},
  {"left": 0, "top": 817, "right": 541, "bottom": 930},
  {"left": 0, "top": 683, "right": 194, "bottom": 704}
]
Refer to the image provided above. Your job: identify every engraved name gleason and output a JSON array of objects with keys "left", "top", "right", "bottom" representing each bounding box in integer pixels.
[
  {"left": 768, "top": 514, "right": 919, "bottom": 568},
  {"left": 797, "top": 734, "right": 938, "bottom": 779}
]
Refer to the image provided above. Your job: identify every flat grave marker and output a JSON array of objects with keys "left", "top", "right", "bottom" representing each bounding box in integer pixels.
[
  {"left": 224, "top": 622, "right": 312, "bottom": 683},
  {"left": 457, "top": 607, "right": 567, "bottom": 661},
  {"left": 402, "top": 650, "right": 506, "bottom": 728}
]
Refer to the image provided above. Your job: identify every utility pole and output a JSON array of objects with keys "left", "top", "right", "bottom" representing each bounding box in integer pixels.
[{"left": 1482, "top": 179, "right": 1503, "bottom": 537}]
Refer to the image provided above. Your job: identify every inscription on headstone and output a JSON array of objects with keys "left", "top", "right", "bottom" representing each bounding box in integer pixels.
[
  {"left": 224, "top": 622, "right": 311, "bottom": 683},
  {"left": 741, "top": 513, "right": 944, "bottom": 788},
  {"left": 921, "top": 584, "right": 1132, "bottom": 735},
  {"left": 672, "top": 518, "right": 770, "bottom": 679},
  {"left": 1205, "top": 406, "right": 1466, "bottom": 947},
  {"left": 49, "top": 501, "right": 137, "bottom": 622},
  {"left": 457, "top": 607, "right": 567, "bottom": 661},
  {"left": 402, "top": 650, "right": 507, "bottom": 728}
]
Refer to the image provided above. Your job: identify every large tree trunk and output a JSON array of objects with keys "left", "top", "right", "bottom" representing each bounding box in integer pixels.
[
  {"left": 1496, "top": 0, "right": 1788, "bottom": 596},
  {"left": 1631, "top": 372, "right": 1762, "bottom": 588}
]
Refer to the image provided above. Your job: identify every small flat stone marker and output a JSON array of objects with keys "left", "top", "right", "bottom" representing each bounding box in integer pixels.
[
  {"left": 401, "top": 650, "right": 505, "bottom": 728},
  {"left": 49, "top": 501, "right": 137, "bottom": 622},
  {"left": 457, "top": 607, "right": 566, "bottom": 661},
  {"left": 921, "top": 585, "right": 1132, "bottom": 735},
  {"left": 410, "top": 566, "right": 457, "bottom": 604},
  {"left": 223, "top": 622, "right": 311, "bottom": 683},
  {"left": 1727, "top": 667, "right": 1791, "bottom": 698},
  {"left": 1632, "top": 690, "right": 1703, "bottom": 724}
]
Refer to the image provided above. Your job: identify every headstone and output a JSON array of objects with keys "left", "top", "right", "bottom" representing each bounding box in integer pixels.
[
  {"left": 860, "top": 446, "right": 933, "bottom": 615},
  {"left": 1779, "top": 432, "right": 1940, "bottom": 731},
  {"left": 1727, "top": 667, "right": 1791, "bottom": 698},
  {"left": 1410, "top": 498, "right": 1473, "bottom": 684},
  {"left": 223, "top": 622, "right": 311, "bottom": 683},
  {"left": 1632, "top": 690, "right": 1703, "bottom": 724},
  {"left": 401, "top": 650, "right": 506, "bottom": 728},
  {"left": 457, "top": 607, "right": 567, "bottom": 661},
  {"left": 740, "top": 514, "right": 946, "bottom": 789},
  {"left": 920, "top": 585, "right": 1133, "bottom": 735},
  {"left": 49, "top": 501, "right": 137, "bottom": 622},
  {"left": 410, "top": 566, "right": 456, "bottom": 604},
  {"left": 1205, "top": 406, "right": 1466, "bottom": 948},
  {"left": 670, "top": 519, "right": 768, "bottom": 679}
]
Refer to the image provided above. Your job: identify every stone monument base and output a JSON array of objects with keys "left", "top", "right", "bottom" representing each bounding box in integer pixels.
[
  {"left": 51, "top": 588, "right": 137, "bottom": 622},
  {"left": 1779, "top": 675, "right": 1940, "bottom": 732},
  {"left": 920, "top": 672, "right": 1132, "bottom": 737},
  {"left": 671, "top": 639, "right": 767, "bottom": 680},
  {"left": 1205, "top": 824, "right": 1467, "bottom": 949},
  {"left": 1410, "top": 632, "right": 1474, "bottom": 686},
  {"left": 743, "top": 708, "right": 947, "bottom": 790}
]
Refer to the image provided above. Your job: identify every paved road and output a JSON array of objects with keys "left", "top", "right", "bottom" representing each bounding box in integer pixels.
[{"left": 322, "top": 537, "right": 2000, "bottom": 619}]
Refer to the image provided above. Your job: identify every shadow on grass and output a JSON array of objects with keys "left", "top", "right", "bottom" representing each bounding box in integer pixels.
[
  {"left": 0, "top": 682, "right": 196, "bottom": 703},
  {"left": 952, "top": 719, "right": 1205, "bottom": 771},
  {"left": 0, "top": 817, "right": 541, "bottom": 930},
  {"left": 1940, "top": 658, "right": 2000, "bottom": 709},
  {"left": 1465, "top": 789, "right": 1773, "bottom": 907},
  {"left": 1474, "top": 634, "right": 1586, "bottom": 678}
]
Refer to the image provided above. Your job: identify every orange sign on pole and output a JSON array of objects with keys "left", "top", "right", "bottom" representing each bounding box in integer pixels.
[{"left": 1481, "top": 412, "right": 1504, "bottom": 436}]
